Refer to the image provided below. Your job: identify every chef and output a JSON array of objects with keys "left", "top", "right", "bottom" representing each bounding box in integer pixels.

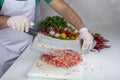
[{"left": 0, "top": 0, "right": 93, "bottom": 77}]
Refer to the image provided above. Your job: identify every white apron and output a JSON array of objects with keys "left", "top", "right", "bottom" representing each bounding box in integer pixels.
[{"left": 0, "top": 0, "right": 36, "bottom": 77}]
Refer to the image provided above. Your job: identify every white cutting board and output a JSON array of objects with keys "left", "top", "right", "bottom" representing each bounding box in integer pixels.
[{"left": 27, "top": 58, "right": 83, "bottom": 80}]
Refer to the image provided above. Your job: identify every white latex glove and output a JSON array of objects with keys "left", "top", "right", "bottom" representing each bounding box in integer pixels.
[
  {"left": 79, "top": 27, "right": 93, "bottom": 51},
  {"left": 7, "top": 15, "right": 34, "bottom": 32}
]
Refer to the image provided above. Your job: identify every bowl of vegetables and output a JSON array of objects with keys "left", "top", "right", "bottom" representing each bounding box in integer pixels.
[{"left": 39, "top": 16, "right": 79, "bottom": 40}]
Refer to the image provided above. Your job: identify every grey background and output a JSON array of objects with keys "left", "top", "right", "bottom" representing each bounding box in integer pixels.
[{"left": 35, "top": 0, "right": 120, "bottom": 33}]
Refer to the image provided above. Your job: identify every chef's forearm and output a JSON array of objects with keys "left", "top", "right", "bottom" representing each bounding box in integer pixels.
[
  {"left": 0, "top": 15, "right": 10, "bottom": 29},
  {"left": 49, "top": 0, "right": 85, "bottom": 30},
  {"left": 59, "top": 5, "right": 85, "bottom": 30}
]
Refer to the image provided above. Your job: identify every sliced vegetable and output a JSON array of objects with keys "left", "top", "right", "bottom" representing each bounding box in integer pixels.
[
  {"left": 40, "top": 16, "right": 78, "bottom": 40},
  {"left": 92, "top": 33, "right": 111, "bottom": 52},
  {"left": 54, "top": 33, "right": 60, "bottom": 38},
  {"left": 60, "top": 33, "right": 67, "bottom": 39},
  {"left": 49, "top": 31, "right": 55, "bottom": 36}
]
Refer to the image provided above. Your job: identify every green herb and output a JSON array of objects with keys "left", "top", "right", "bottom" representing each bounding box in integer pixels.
[
  {"left": 104, "top": 39, "right": 109, "bottom": 42},
  {"left": 41, "top": 16, "right": 75, "bottom": 33}
]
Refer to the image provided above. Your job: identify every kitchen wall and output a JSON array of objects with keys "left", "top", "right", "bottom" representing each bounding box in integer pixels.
[{"left": 35, "top": 0, "right": 120, "bottom": 36}]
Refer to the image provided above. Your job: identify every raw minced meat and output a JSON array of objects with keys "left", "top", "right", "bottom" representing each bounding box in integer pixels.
[{"left": 40, "top": 50, "right": 83, "bottom": 68}]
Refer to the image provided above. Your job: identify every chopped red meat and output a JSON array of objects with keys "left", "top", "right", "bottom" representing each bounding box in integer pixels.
[{"left": 40, "top": 50, "right": 82, "bottom": 68}]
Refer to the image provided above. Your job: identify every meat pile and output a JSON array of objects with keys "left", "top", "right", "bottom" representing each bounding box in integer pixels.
[{"left": 40, "top": 50, "right": 83, "bottom": 68}]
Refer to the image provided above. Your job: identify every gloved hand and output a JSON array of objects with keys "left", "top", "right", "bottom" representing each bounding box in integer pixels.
[
  {"left": 79, "top": 27, "right": 93, "bottom": 52},
  {"left": 7, "top": 15, "right": 34, "bottom": 32}
]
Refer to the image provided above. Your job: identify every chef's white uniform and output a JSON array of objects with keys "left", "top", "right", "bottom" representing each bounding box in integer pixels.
[{"left": 0, "top": 0, "right": 35, "bottom": 77}]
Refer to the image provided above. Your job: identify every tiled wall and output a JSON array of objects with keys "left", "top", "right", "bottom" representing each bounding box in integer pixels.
[{"left": 36, "top": 0, "right": 120, "bottom": 34}]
